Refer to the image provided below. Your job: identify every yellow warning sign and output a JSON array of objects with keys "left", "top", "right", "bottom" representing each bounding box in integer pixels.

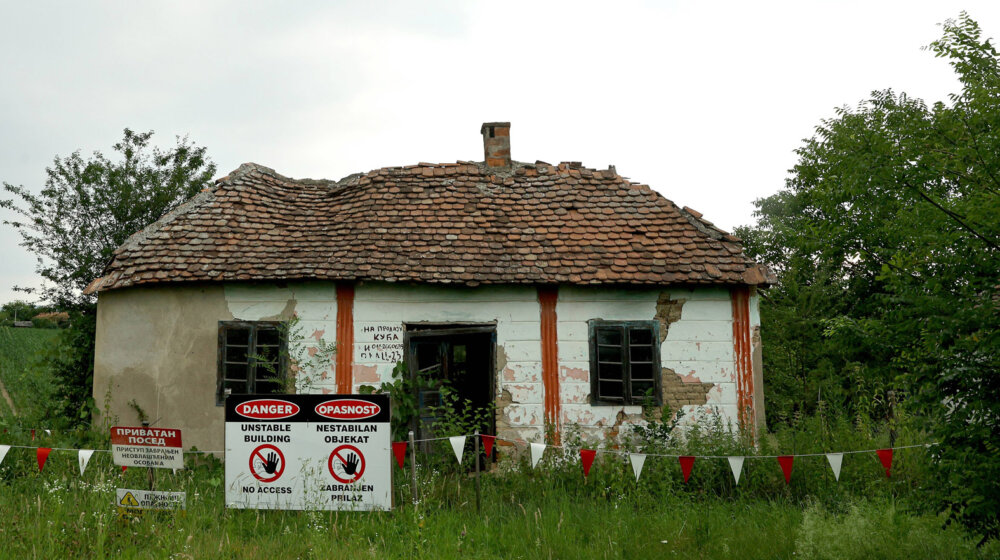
[
  {"left": 119, "top": 491, "right": 139, "bottom": 507},
  {"left": 115, "top": 488, "right": 186, "bottom": 511}
]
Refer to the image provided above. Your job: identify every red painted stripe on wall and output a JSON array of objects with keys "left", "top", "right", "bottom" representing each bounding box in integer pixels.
[
  {"left": 538, "top": 286, "right": 560, "bottom": 441},
  {"left": 731, "top": 286, "right": 755, "bottom": 434},
  {"left": 335, "top": 284, "right": 355, "bottom": 394}
]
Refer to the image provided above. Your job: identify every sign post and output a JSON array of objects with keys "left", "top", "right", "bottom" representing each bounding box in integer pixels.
[
  {"left": 225, "top": 394, "right": 391, "bottom": 511},
  {"left": 111, "top": 424, "right": 185, "bottom": 513}
]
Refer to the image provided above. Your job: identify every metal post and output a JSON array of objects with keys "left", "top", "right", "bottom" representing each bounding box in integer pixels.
[
  {"left": 408, "top": 430, "right": 417, "bottom": 506},
  {"left": 474, "top": 430, "right": 481, "bottom": 514},
  {"left": 142, "top": 421, "right": 155, "bottom": 491}
]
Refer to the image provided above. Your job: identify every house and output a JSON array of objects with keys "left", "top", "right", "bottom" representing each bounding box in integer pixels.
[{"left": 85, "top": 123, "right": 773, "bottom": 451}]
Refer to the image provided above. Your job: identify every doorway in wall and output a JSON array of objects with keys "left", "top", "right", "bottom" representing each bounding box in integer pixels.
[{"left": 404, "top": 324, "right": 496, "bottom": 454}]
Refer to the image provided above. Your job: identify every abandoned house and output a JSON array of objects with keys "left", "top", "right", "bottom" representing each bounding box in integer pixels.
[{"left": 85, "top": 123, "right": 773, "bottom": 451}]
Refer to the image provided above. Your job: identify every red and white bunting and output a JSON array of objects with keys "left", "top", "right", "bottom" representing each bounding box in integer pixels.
[
  {"left": 876, "top": 449, "right": 893, "bottom": 478},
  {"left": 481, "top": 434, "right": 495, "bottom": 458},
  {"left": 678, "top": 456, "right": 695, "bottom": 483},
  {"left": 78, "top": 449, "right": 95, "bottom": 476},
  {"left": 449, "top": 436, "right": 467, "bottom": 464},
  {"left": 391, "top": 442, "right": 407, "bottom": 470},
  {"left": 529, "top": 443, "right": 545, "bottom": 469},
  {"left": 777, "top": 455, "right": 794, "bottom": 484},
  {"left": 580, "top": 449, "right": 596, "bottom": 477},
  {"left": 826, "top": 453, "right": 844, "bottom": 481},
  {"left": 629, "top": 453, "right": 646, "bottom": 481},
  {"left": 36, "top": 447, "right": 52, "bottom": 472},
  {"left": 728, "top": 456, "right": 744, "bottom": 485},
  {"left": 0, "top": 445, "right": 9, "bottom": 466}
]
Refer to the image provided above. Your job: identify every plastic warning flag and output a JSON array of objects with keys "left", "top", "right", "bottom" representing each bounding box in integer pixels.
[
  {"left": 481, "top": 434, "right": 495, "bottom": 458},
  {"left": 0, "top": 445, "right": 9, "bottom": 467},
  {"left": 876, "top": 449, "right": 893, "bottom": 478},
  {"left": 826, "top": 453, "right": 844, "bottom": 481},
  {"left": 728, "top": 456, "right": 744, "bottom": 485},
  {"left": 530, "top": 443, "right": 545, "bottom": 469},
  {"left": 580, "top": 449, "right": 596, "bottom": 477},
  {"left": 777, "top": 455, "right": 794, "bottom": 484},
  {"left": 630, "top": 453, "right": 646, "bottom": 482},
  {"left": 78, "top": 449, "right": 95, "bottom": 476},
  {"left": 679, "top": 456, "right": 695, "bottom": 483},
  {"left": 37, "top": 447, "right": 52, "bottom": 472},
  {"left": 392, "top": 442, "right": 407, "bottom": 470},
  {"left": 449, "top": 436, "right": 467, "bottom": 464}
]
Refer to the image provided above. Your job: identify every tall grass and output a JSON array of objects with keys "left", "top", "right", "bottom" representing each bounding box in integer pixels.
[
  {"left": 0, "top": 326, "right": 59, "bottom": 423},
  {"left": 0, "top": 413, "right": 994, "bottom": 559}
]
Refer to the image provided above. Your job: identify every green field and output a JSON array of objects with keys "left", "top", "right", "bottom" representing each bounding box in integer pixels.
[{"left": 0, "top": 326, "right": 59, "bottom": 421}]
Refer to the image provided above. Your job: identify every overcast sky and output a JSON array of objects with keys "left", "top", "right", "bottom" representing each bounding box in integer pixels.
[{"left": 2, "top": 1, "right": 998, "bottom": 305}]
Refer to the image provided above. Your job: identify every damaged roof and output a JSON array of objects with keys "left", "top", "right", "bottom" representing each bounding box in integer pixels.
[{"left": 86, "top": 159, "right": 774, "bottom": 294}]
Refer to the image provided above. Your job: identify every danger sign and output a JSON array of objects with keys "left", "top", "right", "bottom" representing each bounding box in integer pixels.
[
  {"left": 249, "top": 444, "right": 285, "bottom": 483},
  {"left": 111, "top": 426, "right": 183, "bottom": 470},
  {"left": 328, "top": 445, "right": 365, "bottom": 483},
  {"left": 224, "top": 394, "right": 391, "bottom": 511}
]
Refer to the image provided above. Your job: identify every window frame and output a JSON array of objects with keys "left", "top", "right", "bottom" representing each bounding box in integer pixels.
[
  {"left": 216, "top": 320, "right": 288, "bottom": 406},
  {"left": 587, "top": 320, "right": 662, "bottom": 406}
]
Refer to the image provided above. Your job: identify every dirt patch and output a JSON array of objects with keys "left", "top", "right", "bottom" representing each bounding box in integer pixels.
[{"left": 0, "top": 377, "right": 17, "bottom": 416}]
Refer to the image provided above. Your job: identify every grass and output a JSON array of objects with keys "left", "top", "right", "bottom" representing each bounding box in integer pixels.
[
  {"left": 0, "top": 442, "right": 996, "bottom": 559},
  {"left": 0, "top": 326, "right": 60, "bottom": 421},
  {"left": 0, "top": 325, "right": 995, "bottom": 558}
]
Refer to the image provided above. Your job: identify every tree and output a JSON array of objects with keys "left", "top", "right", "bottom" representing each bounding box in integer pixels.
[
  {"left": 1, "top": 129, "right": 216, "bottom": 427},
  {"left": 2, "top": 129, "right": 216, "bottom": 308},
  {"left": 738, "top": 14, "right": 999, "bottom": 541}
]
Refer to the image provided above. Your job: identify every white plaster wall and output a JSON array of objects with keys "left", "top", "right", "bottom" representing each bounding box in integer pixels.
[
  {"left": 556, "top": 287, "right": 654, "bottom": 433},
  {"left": 224, "top": 283, "right": 339, "bottom": 392},
  {"left": 352, "top": 283, "right": 544, "bottom": 441},
  {"left": 557, "top": 286, "right": 739, "bottom": 437},
  {"left": 219, "top": 281, "right": 742, "bottom": 441},
  {"left": 661, "top": 287, "right": 738, "bottom": 429}
]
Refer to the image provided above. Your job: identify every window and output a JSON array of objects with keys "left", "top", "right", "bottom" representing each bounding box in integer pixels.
[
  {"left": 217, "top": 321, "right": 287, "bottom": 405},
  {"left": 588, "top": 320, "right": 660, "bottom": 405}
]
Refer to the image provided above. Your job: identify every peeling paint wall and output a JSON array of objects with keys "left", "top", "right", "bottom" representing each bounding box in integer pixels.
[
  {"left": 94, "top": 280, "right": 756, "bottom": 450},
  {"left": 749, "top": 288, "right": 766, "bottom": 432},
  {"left": 224, "top": 283, "right": 339, "bottom": 392},
  {"left": 352, "top": 283, "right": 545, "bottom": 443},
  {"left": 556, "top": 286, "right": 740, "bottom": 440}
]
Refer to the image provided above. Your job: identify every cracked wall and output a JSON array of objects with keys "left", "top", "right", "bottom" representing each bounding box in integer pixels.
[{"left": 556, "top": 286, "right": 738, "bottom": 441}]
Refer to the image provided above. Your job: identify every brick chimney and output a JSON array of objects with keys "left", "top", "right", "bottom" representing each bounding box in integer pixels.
[{"left": 481, "top": 122, "right": 511, "bottom": 168}]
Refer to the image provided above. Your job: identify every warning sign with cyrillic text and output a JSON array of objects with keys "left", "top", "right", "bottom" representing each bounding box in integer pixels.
[
  {"left": 111, "top": 426, "right": 184, "bottom": 470},
  {"left": 116, "top": 488, "right": 186, "bottom": 510}
]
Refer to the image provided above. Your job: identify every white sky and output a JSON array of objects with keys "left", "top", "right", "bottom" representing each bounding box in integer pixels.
[{"left": 2, "top": 1, "right": 998, "bottom": 305}]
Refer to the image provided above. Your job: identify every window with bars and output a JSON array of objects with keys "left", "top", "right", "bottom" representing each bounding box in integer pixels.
[
  {"left": 588, "top": 320, "right": 661, "bottom": 405},
  {"left": 217, "top": 321, "right": 287, "bottom": 405}
]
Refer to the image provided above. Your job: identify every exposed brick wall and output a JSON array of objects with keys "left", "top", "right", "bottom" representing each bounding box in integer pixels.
[{"left": 661, "top": 366, "right": 714, "bottom": 413}]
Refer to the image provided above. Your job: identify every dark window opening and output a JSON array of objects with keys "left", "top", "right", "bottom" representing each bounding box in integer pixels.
[
  {"left": 588, "top": 320, "right": 661, "bottom": 406},
  {"left": 217, "top": 321, "right": 287, "bottom": 405}
]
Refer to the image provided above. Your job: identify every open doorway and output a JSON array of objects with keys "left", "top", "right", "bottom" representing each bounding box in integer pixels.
[{"left": 404, "top": 324, "right": 496, "bottom": 453}]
